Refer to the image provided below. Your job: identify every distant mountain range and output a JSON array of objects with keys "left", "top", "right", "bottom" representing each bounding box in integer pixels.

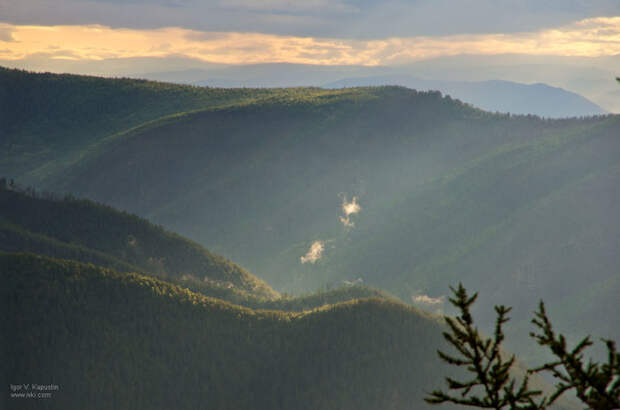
[
  {"left": 325, "top": 75, "right": 606, "bottom": 118},
  {"left": 6, "top": 53, "right": 616, "bottom": 112},
  {"left": 136, "top": 63, "right": 606, "bottom": 118},
  {"left": 137, "top": 63, "right": 388, "bottom": 89}
]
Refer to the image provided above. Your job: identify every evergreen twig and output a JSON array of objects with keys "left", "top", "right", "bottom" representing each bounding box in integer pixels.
[{"left": 425, "top": 283, "right": 544, "bottom": 409}]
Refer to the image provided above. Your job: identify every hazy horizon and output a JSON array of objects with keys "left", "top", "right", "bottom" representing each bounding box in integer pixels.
[{"left": 1, "top": 1, "right": 619, "bottom": 112}]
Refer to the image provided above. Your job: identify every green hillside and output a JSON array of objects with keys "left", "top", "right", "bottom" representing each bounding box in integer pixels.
[
  {"left": 175, "top": 270, "right": 399, "bottom": 311},
  {"left": 0, "top": 183, "right": 397, "bottom": 310},
  {"left": 2, "top": 252, "right": 450, "bottom": 410},
  {"left": 42, "top": 81, "right": 483, "bottom": 272},
  {"left": 0, "top": 66, "right": 284, "bottom": 183},
  {"left": 3, "top": 68, "right": 619, "bottom": 365},
  {"left": 0, "top": 186, "right": 278, "bottom": 300}
]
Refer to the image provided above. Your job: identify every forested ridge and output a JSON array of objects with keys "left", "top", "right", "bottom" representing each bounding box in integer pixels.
[
  {"left": 0, "top": 182, "right": 406, "bottom": 309},
  {"left": 0, "top": 66, "right": 288, "bottom": 183},
  {"left": 0, "top": 187, "right": 571, "bottom": 409},
  {"left": 20, "top": 70, "right": 617, "bottom": 364},
  {"left": 2, "top": 252, "right": 451, "bottom": 410},
  {"left": 0, "top": 66, "right": 408, "bottom": 186},
  {"left": 0, "top": 184, "right": 277, "bottom": 300}
]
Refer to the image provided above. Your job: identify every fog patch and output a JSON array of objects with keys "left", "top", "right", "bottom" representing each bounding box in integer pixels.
[
  {"left": 412, "top": 293, "right": 446, "bottom": 315},
  {"left": 339, "top": 194, "right": 361, "bottom": 227},
  {"left": 342, "top": 278, "right": 363, "bottom": 286},
  {"left": 301, "top": 240, "right": 325, "bottom": 264}
]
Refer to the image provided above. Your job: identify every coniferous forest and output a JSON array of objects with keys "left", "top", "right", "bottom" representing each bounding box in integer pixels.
[{"left": 1, "top": 65, "right": 619, "bottom": 409}]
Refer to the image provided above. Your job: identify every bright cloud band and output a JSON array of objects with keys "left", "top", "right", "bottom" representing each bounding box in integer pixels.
[{"left": 0, "top": 17, "right": 618, "bottom": 66}]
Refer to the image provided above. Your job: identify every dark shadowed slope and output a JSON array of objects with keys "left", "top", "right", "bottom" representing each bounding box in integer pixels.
[{"left": 2, "top": 252, "right": 451, "bottom": 410}]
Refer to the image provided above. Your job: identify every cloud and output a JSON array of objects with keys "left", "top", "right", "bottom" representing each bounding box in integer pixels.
[
  {"left": 184, "top": 31, "right": 230, "bottom": 42},
  {"left": 0, "top": 25, "right": 15, "bottom": 42},
  {"left": 2, "top": 0, "right": 619, "bottom": 38},
  {"left": 301, "top": 240, "right": 325, "bottom": 264},
  {"left": 339, "top": 194, "right": 361, "bottom": 227},
  {"left": 220, "top": 0, "right": 358, "bottom": 15},
  {"left": 0, "top": 17, "right": 618, "bottom": 67}
]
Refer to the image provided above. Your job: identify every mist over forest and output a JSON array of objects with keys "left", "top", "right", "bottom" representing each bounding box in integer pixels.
[{"left": 2, "top": 1, "right": 620, "bottom": 408}]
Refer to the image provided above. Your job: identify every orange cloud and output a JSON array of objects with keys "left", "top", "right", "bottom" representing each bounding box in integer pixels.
[{"left": 0, "top": 17, "right": 618, "bottom": 66}]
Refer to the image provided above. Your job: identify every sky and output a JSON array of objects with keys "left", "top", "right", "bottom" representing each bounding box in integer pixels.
[{"left": 1, "top": 0, "right": 619, "bottom": 67}]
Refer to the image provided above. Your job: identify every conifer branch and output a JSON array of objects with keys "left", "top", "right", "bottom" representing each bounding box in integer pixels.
[
  {"left": 529, "top": 301, "right": 620, "bottom": 409},
  {"left": 425, "top": 283, "right": 544, "bottom": 409}
]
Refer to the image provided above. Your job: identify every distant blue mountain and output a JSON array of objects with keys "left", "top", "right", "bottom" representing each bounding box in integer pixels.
[
  {"left": 325, "top": 75, "right": 606, "bottom": 118},
  {"left": 138, "top": 65, "right": 606, "bottom": 118}
]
